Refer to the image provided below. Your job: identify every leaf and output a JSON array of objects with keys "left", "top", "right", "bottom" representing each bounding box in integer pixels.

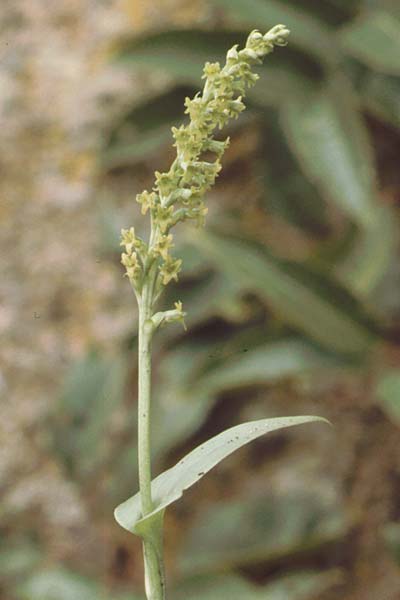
[
  {"left": 0, "top": 542, "right": 41, "bottom": 581},
  {"left": 115, "top": 30, "right": 246, "bottom": 83},
  {"left": 191, "top": 230, "right": 376, "bottom": 355},
  {"left": 257, "top": 570, "right": 341, "bottom": 599},
  {"left": 383, "top": 522, "right": 400, "bottom": 564},
  {"left": 113, "top": 28, "right": 316, "bottom": 110},
  {"left": 248, "top": 61, "right": 317, "bottom": 109},
  {"left": 376, "top": 369, "right": 400, "bottom": 424},
  {"left": 340, "top": 10, "right": 400, "bottom": 76},
  {"left": 104, "top": 126, "right": 173, "bottom": 169},
  {"left": 114, "top": 416, "right": 327, "bottom": 535},
  {"left": 173, "top": 571, "right": 339, "bottom": 599},
  {"left": 258, "top": 116, "right": 330, "bottom": 233},
  {"left": 174, "top": 574, "right": 261, "bottom": 599},
  {"left": 163, "top": 270, "right": 246, "bottom": 327},
  {"left": 178, "top": 492, "right": 346, "bottom": 574},
  {"left": 102, "top": 85, "right": 195, "bottom": 168},
  {"left": 337, "top": 206, "right": 397, "bottom": 297},
  {"left": 281, "top": 74, "right": 378, "bottom": 228},
  {"left": 362, "top": 0, "right": 400, "bottom": 17},
  {"left": 18, "top": 569, "right": 144, "bottom": 600},
  {"left": 361, "top": 72, "right": 400, "bottom": 129},
  {"left": 196, "top": 338, "right": 344, "bottom": 392},
  {"left": 18, "top": 569, "right": 102, "bottom": 600},
  {"left": 54, "top": 353, "right": 128, "bottom": 476},
  {"left": 152, "top": 337, "right": 341, "bottom": 456},
  {"left": 209, "top": 0, "right": 338, "bottom": 64}
]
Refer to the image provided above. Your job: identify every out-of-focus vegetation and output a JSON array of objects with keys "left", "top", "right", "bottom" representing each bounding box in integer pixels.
[{"left": 2, "top": 1, "right": 400, "bottom": 599}]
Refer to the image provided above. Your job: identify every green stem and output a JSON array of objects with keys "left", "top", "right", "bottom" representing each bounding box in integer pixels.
[{"left": 138, "top": 280, "right": 165, "bottom": 599}]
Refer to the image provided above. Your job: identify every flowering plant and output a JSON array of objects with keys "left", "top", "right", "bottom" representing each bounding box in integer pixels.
[{"left": 114, "top": 25, "right": 326, "bottom": 600}]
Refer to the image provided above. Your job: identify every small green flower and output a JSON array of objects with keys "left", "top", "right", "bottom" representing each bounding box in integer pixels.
[
  {"left": 204, "top": 137, "right": 230, "bottom": 158},
  {"left": 202, "top": 61, "right": 221, "bottom": 81},
  {"left": 120, "top": 228, "right": 147, "bottom": 263},
  {"left": 172, "top": 301, "right": 187, "bottom": 329},
  {"left": 121, "top": 251, "right": 141, "bottom": 282},
  {"left": 154, "top": 232, "right": 174, "bottom": 261},
  {"left": 150, "top": 300, "right": 187, "bottom": 331},
  {"left": 155, "top": 171, "right": 177, "bottom": 198},
  {"left": 159, "top": 256, "right": 182, "bottom": 285},
  {"left": 153, "top": 205, "right": 174, "bottom": 233},
  {"left": 136, "top": 190, "right": 157, "bottom": 215}
]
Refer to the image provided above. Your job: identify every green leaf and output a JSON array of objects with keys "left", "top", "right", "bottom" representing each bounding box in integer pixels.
[
  {"left": 174, "top": 574, "right": 266, "bottom": 599},
  {"left": 209, "top": 0, "right": 338, "bottom": 64},
  {"left": 18, "top": 569, "right": 145, "bottom": 600},
  {"left": 103, "top": 126, "right": 173, "bottom": 169},
  {"left": 383, "top": 522, "right": 400, "bottom": 564},
  {"left": 362, "top": 0, "right": 400, "bottom": 18},
  {"left": 337, "top": 206, "right": 397, "bottom": 297},
  {"left": 115, "top": 30, "right": 246, "bottom": 83},
  {"left": 18, "top": 569, "right": 102, "bottom": 600},
  {"left": 257, "top": 571, "right": 341, "bottom": 599},
  {"left": 54, "top": 353, "right": 128, "bottom": 476},
  {"left": 340, "top": 10, "right": 400, "bottom": 76},
  {"left": 178, "top": 493, "right": 346, "bottom": 574},
  {"left": 361, "top": 72, "right": 400, "bottom": 129},
  {"left": 192, "top": 230, "right": 376, "bottom": 355},
  {"left": 258, "top": 116, "right": 329, "bottom": 233},
  {"left": 163, "top": 269, "right": 246, "bottom": 327},
  {"left": 248, "top": 62, "right": 317, "bottom": 109},
  {"left": 0, "top": 542, "right": 41, "bottom": 581},
  {"left": 376, "top": 369, "right": 400, "bottom": 424},
  {"left": 281, "top": 74, "right": 378, "bottom": 228},
  {"left": 114, "top": 416, "right": 327, "bottom": 535},
  {"left": 113, "top": 29, "right": 315, "bottom": 110},
  {"left": 174, "top": 571, "right": 339, "bottom": 599},
  {"left": 102, "top": 85, "right": 195, "bottom": 168},
  {"left": 196, "top": 338, "right": 343, "bottom": 392},
  {"left": 152, "top": 337, "right": 341, "bottom": 456}
]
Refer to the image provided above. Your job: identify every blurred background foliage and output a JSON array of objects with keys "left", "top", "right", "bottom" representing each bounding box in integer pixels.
[{"left": 2, "top": 0, "right": 400, "bottom": 599}]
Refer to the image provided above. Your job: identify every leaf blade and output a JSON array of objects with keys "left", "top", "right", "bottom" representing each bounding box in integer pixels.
[
  {"left": 114, "top": 416, "right": 327, "bottom": 534},
  {"left": 192, "top": 230, "right": 376, "bottom": 355},
  {"left": 281, "top": 75, "right": 378, "bottom": 228},
  {"left": 340, "top": 10, "right": 400, "bottom": 76}
]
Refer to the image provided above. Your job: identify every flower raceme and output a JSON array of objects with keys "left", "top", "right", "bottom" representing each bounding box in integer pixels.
[{"left": 120, "top": 26, "right": 290, "bottom": 324}]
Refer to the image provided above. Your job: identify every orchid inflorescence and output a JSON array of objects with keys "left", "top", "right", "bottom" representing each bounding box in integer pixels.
[{"left": 120, "top": 25, "right": 290, "bottom": 326}]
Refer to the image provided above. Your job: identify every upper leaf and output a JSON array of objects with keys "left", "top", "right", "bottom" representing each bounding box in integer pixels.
[{"left": 114, "top": 416, "right": 327, "bottom": 535}]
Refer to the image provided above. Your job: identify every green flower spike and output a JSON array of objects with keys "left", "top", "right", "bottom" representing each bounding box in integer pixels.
[{"left": 121, "top": 24, "right": 292, "bottom": 307}]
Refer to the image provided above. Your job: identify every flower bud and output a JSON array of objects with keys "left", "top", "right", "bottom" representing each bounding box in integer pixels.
[
  {"left": 226, "top": 45, "right": 239, "bottom": 62},
  {"left": 239, "top": 48, "right": 259, "bottom": 62}
]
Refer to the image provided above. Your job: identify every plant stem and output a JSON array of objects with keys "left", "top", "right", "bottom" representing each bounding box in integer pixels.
[
  {"left": 137, "top": 280, "right": 165, "bottom": 599},
  {"left": 138, "top": 300, "right": 153, "bottom": 515}
]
